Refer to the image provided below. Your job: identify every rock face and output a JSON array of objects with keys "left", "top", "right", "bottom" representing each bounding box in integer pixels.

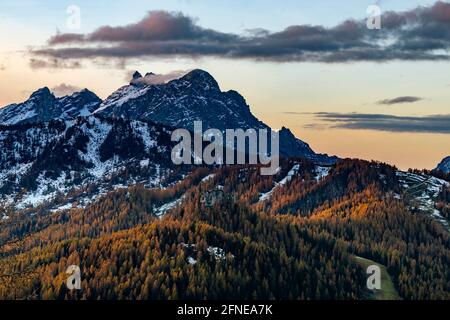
[
  {"left": 0, "top": 88, "right": 101, "bottom": 125},
  {"left": 96, "top": 69, "right": 267, "bottom": 132},
  {"left": 96, "top": 69, "right": 336, "bottom": 164},
  {"left": 436, "top": 156, "right": 450, "bottom": 173},
  {"left": 0, "top": 116, "right": 182, "bottom": 210},
  {"left": 278, "top": 127, "right": 338, "bottom": 164}
]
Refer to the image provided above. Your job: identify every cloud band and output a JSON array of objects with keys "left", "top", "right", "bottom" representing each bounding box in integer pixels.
[{"left": 31, "top": 2, "right": 450, "bottom": 65}]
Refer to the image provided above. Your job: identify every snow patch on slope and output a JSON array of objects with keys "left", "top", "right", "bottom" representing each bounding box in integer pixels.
[
  {"left": 201, "top": 174, "right": 216, "bottom": 183},
  {"left": 259, "top": 164, "right": 300, "bottom": 202},
  {"left": 131, "top": 121, "right": 157, "bottom": 152},
  {"left": 16, "top": 172, "right": 69, "bottom": 210},
  {"left": 95, "top": 84, "right": 151, "bottom": 113},
  {"left": 397, "top": 171, "right": 449, "bottom": 231},
  {"left": 0, "top": 106, "right": 37, "bottom": 125},
  {"left": 154, "top": 196, "right": 185, "bottom": 217},
  {"left": 315, "top": 166, "right": 331, "bottom": 181},
  {"left": 78, "top": 117, "right": 113, "bottom": 178}
]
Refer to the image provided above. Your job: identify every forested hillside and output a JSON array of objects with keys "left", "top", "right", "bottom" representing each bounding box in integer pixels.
[{"left": 0, "top": 159, "right": 448, "bottom": 300}]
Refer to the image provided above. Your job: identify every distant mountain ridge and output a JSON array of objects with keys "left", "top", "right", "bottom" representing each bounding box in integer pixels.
[
  {"left": 436, "top": 156, "right": 450, "bottom": 174},
  {"left": 0, "top": 87, "right": 101, "bottom": 125}
]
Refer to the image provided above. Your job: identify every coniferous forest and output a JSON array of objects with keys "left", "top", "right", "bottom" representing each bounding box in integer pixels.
[{"left": 0, "top": 158, "right": 448, "bottom": 300}]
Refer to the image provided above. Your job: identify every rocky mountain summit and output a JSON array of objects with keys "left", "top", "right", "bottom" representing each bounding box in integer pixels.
[{"left": 0, "top": 87, "right": 101, "bottom": 125}]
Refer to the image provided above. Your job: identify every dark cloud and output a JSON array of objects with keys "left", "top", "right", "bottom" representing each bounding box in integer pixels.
[
  {"left": 50, "top": 83, "right": 82, "bottom": 97},
  {"left": 308, "top": 112, "right": 450, "bottom": 134},
  {"left": 31, "top": 2, "right": 450, "bottom": 65},
  {"left": 48, "top": 33, "right": 85, "bottom": 45},
  {"left": 87, "top": 11, "right": 234, "bottom": 43},
  {"left": 282, "top": 112, "right": 306, "bottom": 115},
  {"left": 29, "top": 58, "right": 82, "bottom": 69},
  {"left": 377, "top": 96, "right": 424, "bottom": 105}
]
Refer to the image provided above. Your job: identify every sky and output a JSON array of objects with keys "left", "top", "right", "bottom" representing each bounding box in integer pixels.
[{"left": 0, "top": 0, "right": 449, "bottom": 170}]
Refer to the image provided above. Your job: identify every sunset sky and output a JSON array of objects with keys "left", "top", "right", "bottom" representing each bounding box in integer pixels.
[{"left": 0, "top": 0, "right": 449, "bottom": 170}]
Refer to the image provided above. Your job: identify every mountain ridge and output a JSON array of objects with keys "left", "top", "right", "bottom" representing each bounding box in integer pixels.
[
  {"left": 0, "top": 87, "right": 101, "bottom": 125},
  {"left": 435, "top": 156, "right": 450, "bottom": 174},
  {"left": 0, "top": 69, "right": 337, "bottom": 164},
  {"left": 96, "top": 69, "right": 337, "bottom": 164}
]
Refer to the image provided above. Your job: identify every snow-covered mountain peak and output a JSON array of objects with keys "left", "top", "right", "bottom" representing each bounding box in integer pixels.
[
  {"left": 1, "top": 68, "right": 338, "bottom": 166},
  {"left": 97, "top": 69, "right": 257, "bottom": 131},
  {"left": 436, "top": 156, "right": 450, "bottom": 174},
  {"left": 0, "top": 87, "right": 101, "bottom": 125},
  {"left": 178, "top": 69, "right": 220, "bottom": 91},
  {"left": 96, "top": 69, "right": 337, "bottom": 164},
  {"left": 29, "top": 87, "right": 54, "bottom": 100}
]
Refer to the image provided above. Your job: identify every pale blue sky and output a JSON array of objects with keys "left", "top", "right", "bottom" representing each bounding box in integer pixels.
[{"left": 0, "top": 0, "right": 439, "bottom": 41}]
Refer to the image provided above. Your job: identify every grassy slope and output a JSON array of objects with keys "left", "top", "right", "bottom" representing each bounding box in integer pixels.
[{"left": 355, "top": 256, "right": 401, "bottom": 300}]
